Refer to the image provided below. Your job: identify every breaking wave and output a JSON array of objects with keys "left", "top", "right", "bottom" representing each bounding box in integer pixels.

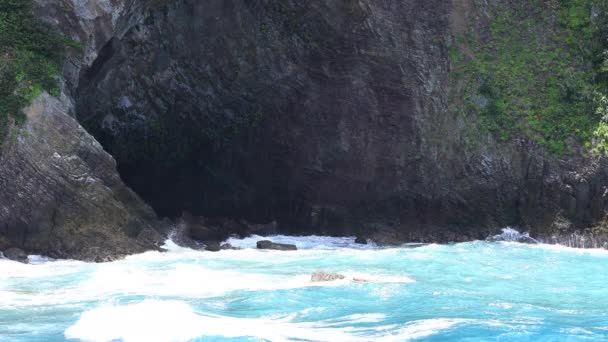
[{"left": 2, "top": 234, "right": 608, "bottom": 341}]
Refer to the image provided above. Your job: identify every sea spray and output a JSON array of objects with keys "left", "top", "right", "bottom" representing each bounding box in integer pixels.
[{"left": 486, "top": 227, "right": 539, "bottom": 244}]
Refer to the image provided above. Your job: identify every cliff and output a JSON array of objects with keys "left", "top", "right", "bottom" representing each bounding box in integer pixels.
[{"left": 2, "top": 0, "right": 608, "bottom": 259}]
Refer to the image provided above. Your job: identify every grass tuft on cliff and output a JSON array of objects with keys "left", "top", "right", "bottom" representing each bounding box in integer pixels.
[
  {"left": 452, "top": 0, "right": 608, "bottom": 155},
  {"left": 0, "top": 0, "right": 65, "bottom": 146}
]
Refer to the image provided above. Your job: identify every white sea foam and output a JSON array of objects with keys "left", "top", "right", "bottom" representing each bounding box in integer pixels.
[
  {"left": 530, "top": 242, "right": 608, "bottom": 256},
  {"left": 3, "top": 233, "right": 607, "bottom": 341},
  {"left": 0, "top": 245, "right": 414, "bottom": 307},
  {"left": 65, "top": 300, "right": 372, "bottom": 342},
  {"left": 375, "top": 318, "right": 470, "bottom": 341},
  {"left": 65, "top": 300, "right": 474, "bottom": 342},
  {"left": 225, "top": 234, "right": 377, "bottom": 250}
]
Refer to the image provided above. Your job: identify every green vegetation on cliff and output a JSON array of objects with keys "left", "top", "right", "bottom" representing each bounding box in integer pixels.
[
  {"left": 0, "top": 0, "right": 65, "bottom": 145},
  {"left": 453, "top": 0, "right": 608, "bottom": 155}
]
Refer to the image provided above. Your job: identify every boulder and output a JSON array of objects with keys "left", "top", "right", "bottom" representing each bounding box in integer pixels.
[
  {"left": 256, "top": 240, "right": 297, "bottom": 251},
  {"left": 311, "top": 271, "right": 345, "bottom": 282},
  {"left": 204, "top": 241, "right": 221, "bottom": 252},
  {"left": 3, "top": 248, "right": 28, "bottom": 263}
]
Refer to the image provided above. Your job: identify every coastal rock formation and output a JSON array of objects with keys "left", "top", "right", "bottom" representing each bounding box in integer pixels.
[
  {"left": 2, "top": 0, "right": 608, "bottom": 258},
  {"left": 256, "top": 240, "right": 297, "bottom": 251},
  {"left": 0, "top": 94, "right": 164, "bottom": 261},
  {"left": 69, "top": 0, "right": 608, "bottom": 244}
]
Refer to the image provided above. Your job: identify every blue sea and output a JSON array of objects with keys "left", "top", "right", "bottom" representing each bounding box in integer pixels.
[{"left": 1, "top": 232, "right": 608, "bottom": 341}]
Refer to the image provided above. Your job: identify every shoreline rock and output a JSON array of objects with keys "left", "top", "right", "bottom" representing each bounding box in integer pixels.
[
  {"left": 3, "top": 248, "right": 28, "bottom": 263},
  {"left": 256, "top": 240, "right": 297, "bottom": 251},
  {"left": 311, "top": 271, "right": 345, "bottom": 282}
]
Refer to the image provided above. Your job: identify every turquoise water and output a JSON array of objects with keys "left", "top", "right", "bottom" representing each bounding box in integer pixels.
[{"left": 1, "top": 234, "right": 608, "bottom": 341}]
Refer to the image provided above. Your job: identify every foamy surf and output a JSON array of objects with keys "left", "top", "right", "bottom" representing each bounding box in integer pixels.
[
  {"left": 225, "top": 234, "right": 378, "bottom": 250},
  {"left": 64, "top": 300, "right": 372, "bottom": 342},
  {"left": 2, "top": 232, "right": 608, "bottom": 341}
]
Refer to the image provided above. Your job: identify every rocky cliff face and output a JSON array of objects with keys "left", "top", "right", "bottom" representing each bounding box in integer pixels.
[
  {"left": 0, "top": 0, "right": 167, "bottom": 261},
  {"left": 3, "top": 0, "right": 608, "bottom": 258},
  {"left": 69, "top": 0, "right": 608, "bottom": 244},
  {"left": 0, "top": 93, "right": 164, "bottom": 261}
]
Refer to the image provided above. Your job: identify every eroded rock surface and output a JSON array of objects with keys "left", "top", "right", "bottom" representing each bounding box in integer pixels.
[{"left": 0, "top": 94, "right": 164, "bottom": 261}]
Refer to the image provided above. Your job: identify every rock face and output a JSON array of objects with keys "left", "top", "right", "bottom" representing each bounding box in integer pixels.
[
  {"left": 4, "top": 0, "right": 607, "bottom": 252},
  {"left": 311, "top": 271, "right": 345, "bottom": 282},
  {"left": 0, "top": 93, "right": 164, "bottom": 261},
  {"left": 256, "top": 240, "right": 297, "bottom": 251},
  {"left": 65, "top": 0, "right": 608, "bottom": 245}
]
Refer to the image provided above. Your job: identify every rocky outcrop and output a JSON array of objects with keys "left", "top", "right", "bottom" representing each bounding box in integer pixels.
[
  {"left": 256, "top": 240, "right": 297, "bottom": 251},
  {"left": 0, "top": 93, "right": 165, "bottom": 261},
  {"left": 3, "top": 248, "right": 28, "bottom": 263},
  {"left": 311, "top": 271, "right": 345, "bottom": 282}
]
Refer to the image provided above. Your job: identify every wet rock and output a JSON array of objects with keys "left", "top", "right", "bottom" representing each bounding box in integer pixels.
[
  {"left": 256, "top": 240, "right": 297, "bottom": 251},
  {"left": 220, "top": 243, "right": 239, "bottom": 250},
  {"left": 204, "top": 241, "right": 221, "bottom": 252},
  {"left": 354, "top": 236, "right": 367, "bottom": 245},
  {"left": 169, "top": 222, "right": 203, "bottom": 250},
  {"left": 3, "top": 248, "right": 28, "bottom": 263},
  {"left": 311, "top": 271, "right": 345, "bottom": 282}
]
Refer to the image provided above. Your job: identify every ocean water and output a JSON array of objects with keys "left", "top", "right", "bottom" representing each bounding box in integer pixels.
[{"left": 1, "top": 233, "right": 608, "bottom": 341}]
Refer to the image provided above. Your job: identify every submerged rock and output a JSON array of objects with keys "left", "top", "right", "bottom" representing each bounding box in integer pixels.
[
  {"left": 256, "top": 240, "right": 297, "bottom": 251},
  {"left": 3, "top": 248, "right": 28, "bottom": 263},
  {"left": 311, "top": 271, "right": 345, "bottom": 282}
]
